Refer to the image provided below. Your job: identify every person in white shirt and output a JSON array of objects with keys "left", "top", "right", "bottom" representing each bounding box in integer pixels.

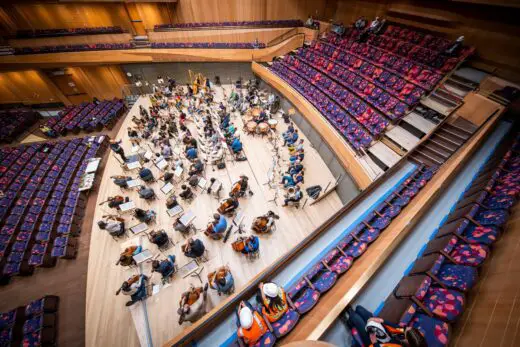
[{"left": 178, "top": 284, "right": 208, "bottom": 324}]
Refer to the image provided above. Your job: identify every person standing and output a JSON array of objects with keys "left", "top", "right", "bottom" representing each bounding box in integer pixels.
[{"left": 110, "top": 139, "right": 127, "bottom": 162}]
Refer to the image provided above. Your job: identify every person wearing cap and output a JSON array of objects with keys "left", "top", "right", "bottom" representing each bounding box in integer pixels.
[
  {"left": 236, "top": 301, "right": 269, "bottom": 345},
  {"left": 257, "top": 282, "right": 288, "bottom": 323}
]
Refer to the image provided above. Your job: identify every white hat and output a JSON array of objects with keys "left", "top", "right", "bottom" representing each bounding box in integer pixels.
[
  {"left": 239, "top": 307, "right": 253, "bottom": 329},
  {"left": 366, "top": 320, "right": 391, "bottom": 343},
  {"left": 263, "top": 283, "right": 280, "bottom": 298}
]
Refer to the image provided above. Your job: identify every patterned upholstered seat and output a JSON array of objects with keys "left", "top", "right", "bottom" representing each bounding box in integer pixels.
[
  {"left": 323, "top": 248, "right": 353, "bottom": 274},
  {"left": 249, "top": 331, "right": 276, "bottom": 347},
  {"left": 271, "top": 309, "right": 299, "bottom": 338},
  {"left": 483, "top": 195, "right": 516, "bottom": 210},
  {"left": 305, "top": 262, "right": 337, "bottom": 293},
  {"left": 437, "top": 264, "right": 477, "bottom": 293},
  {"left": 286, "top": 279, "right": 320, "bottom": 314},
  {"left": 379, "top": 297, "right": 450, "bottom": 347},
  {"left": 353, "top": 223, "right": 381, "bottom": 243},
  {"left": 474, "top": 208, "right": 508, "bottom": 227}
]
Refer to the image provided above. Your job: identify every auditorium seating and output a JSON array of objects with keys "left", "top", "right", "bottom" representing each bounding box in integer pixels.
[
  {"left": 0, "top": 136, "right": 108, "bottom": 284},
  {"left": 235, "top": 165, "right": 437, "bottom": 345},
  {"left": 154, "top": 19, "right": 302, "bottom": 31},
  {"left": 377, "top": 135, "right": 519, "bottom": 347},
  {"left": 44, "top": 99, "right": 125, "bottom": 136},
  {"left": 0, "top": 295, "right": 59, "bottom": 346},
  {"left": 16, "top": 26, "right": 124, "bottom": 38},
  {"left": 0, "top": 109, "right": 40, "bottom": 144},
  {"left": 151, "top": 42, "right": 266, "bottom": 49},
  {"left": 270, "top": 61, "right": 374, "bottom": 150},
  {"left": 14, "top": 43, "right": 132, "bottom": 55}
]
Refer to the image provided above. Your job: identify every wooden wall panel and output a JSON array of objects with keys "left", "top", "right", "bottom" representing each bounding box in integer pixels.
[
  {"left": 69, "top": 65, "right": 129, "bottom": 100},
  {"left": 171, "top": 0, "right": 329, "bottom": 23},
  {"left": 332, "top": 0, "right": 520, "bottom": 82},
  {"left": 0, "top": 70, "right": 63, "bottom": 105},
  {"left": 2, "top": 3, "right": 133, "bottom": 32},
  {"left": 134, "top": 3, "right": 172, "bottom": 30},
  {"left": 7, "top": 33, "right": 132, "bottom": 48},
  {"left": 148, "top": 27, "right": 294, "bottom": 43}
]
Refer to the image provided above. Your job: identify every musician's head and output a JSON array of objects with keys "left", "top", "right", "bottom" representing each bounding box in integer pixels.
[{"left": 213, "top": 213, "right": 220, "bottom": 221}]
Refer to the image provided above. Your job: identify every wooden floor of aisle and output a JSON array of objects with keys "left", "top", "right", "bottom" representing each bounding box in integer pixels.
[
  {"left": 86, "top": 87, "right": 344, "bottom": 347},
  {"left": 451, "top": 203, "right": 520, "bottom": 346}
]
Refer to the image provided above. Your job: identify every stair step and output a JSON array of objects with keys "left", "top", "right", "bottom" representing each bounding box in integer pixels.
[
  {"left": 410, "top": 153, "right": 440, "bottom": 167},
  {"left": 415, "top": 149, "right": 444, "bottom": 165},
  {"left": 436, "top": 130, "right": 465, "bottom": 145},
  {"left": 443, "top": 123, "right": 472, "bottom": 138},
  {"left": 417, "top": 147, "right": 446, "bottom": 163},
  {"left": 429, "top": 138, "right": 457, "bottom": 152},
  {"left": 422, "top": 143, "right": 452, "bottom": 158}
]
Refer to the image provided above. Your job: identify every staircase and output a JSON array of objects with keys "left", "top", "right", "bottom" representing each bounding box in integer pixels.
[
  {"left": 0, "top": 45, "right": 14, "bottom": 56},
  {"left": 410, "top": 117, "right": 476, "bottom": 167}
]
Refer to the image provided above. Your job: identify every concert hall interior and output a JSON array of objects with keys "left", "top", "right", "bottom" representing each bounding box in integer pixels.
[{"left": 0, "top": 1, "right": 519, "bottom": 347}]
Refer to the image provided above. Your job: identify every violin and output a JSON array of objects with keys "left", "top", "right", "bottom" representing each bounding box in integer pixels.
[
  {"left": 217, "top": 198, "right": 233, "bottom": 214},
  {"left": 231, "top": 238, "right": 246, "bottom": 252}
]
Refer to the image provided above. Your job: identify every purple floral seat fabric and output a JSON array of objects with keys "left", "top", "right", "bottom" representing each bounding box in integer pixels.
[
  {"left": 463, "top": 224, "right": 499, "bottom": 245},
  {"left": 51, "top": 246, "right": 66, "bottom": 258},
  {"left": 23, "top": 330, "right": 43, "bottom": 347},
  {"left": 345, "top": 240, "right": 367, "bottom": 258},
  {"left": 355, "top": 224, "right": 381, "bottom": 243},
  {"left": 23, "top": 315, "right": 42, "bottom": 334},
  {"left": 0, "top": 310, "right": 15, "bottom": 329},
  {"left": 378, "top": 203, "right": 401, "bottom": 218},
  {"left": 423, "top": 287, "right": 464, "bottom": 322},
  {"left": 25, "top": 298, "right": 44, "bottom": 317},
  {"left": 323, "top": 248, "right": 353, "bottom": 274},
  {"left": 437, "top": 264, "right": 477, "bottom": 292},
  {"left": 483, "top": 195, "right": 516, "bottom": 210},
  {"left": 28, "top": 254, "right": 43, "bottom": 266},
  {"left": 306, "top": 263, "right": 337, "bottom": 293},
  {"left": 287, "top": 279, "right": 319, "bottom": 314},
  {"left": 3, "top": 262, "right": 21, "bottom": 276},
  {"left": 0, "top": 327, "right": 13, "bottom": 345},
  {"left": 410, "top": 313, "right": 450, "bottom": 347},
  {"left": 271, "top": 309, "right": 299, "bottom": 338},
  {"left": 449, "top": 242, "right": 489, "bottom": 267},
  {"left": 390, "top": 194, "right": 411, "bottom": 207},
  {"left": 250, "top": 331, "right": 276, "bottom": 347},
  {"left": 474, "top": 209, "right": 508, "bottom": 227}
]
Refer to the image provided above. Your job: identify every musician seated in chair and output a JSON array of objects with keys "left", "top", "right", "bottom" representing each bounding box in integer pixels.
[
  {"left": 217, "top": 195, "right": 240, "bottom": 215},
  {"left": 182, "top": 238, "right": 206, "bottom": 259},
  {"left": 98, "top": 215, "right": 126, "bottom": 238},
  {"left": 282, "top": 186, "right": 303, "bottom": 207},
  {"left": 236, "top": 301, "right": 269, "bottom": 346},
  {"left": 101, "top": 195, "right": 128, "bottom": 210},
  {"left": 185, "top": 146, "right": 198, "bottom": 160},
  {"left": 205, "top": 213, "right": 227, "bottom": 240},
  {"left": 152, "top": 255, "right": 176, "bottom": 280},
  {"left": 209, "top": 145, "right": 224, "bottom": 165},
  {"left": 282, "top": 125, "right": 295, "bottom": 141},
  {"left": 148, "top": 229, "right": 169, "bottom": 248},
  {"left": 116, "top": 274, "right": 149, "bottom": 307},
  {"left": 232, "top": 235, "right": 260, "bottom": 255},
  {"left": 179, "top": 185, "right": 193, "bottom": 200},
  {"left": 138, "top": 186, "right": 156, "bottom": 200},
  {"left": 178, "top": 285, "right": 208, "bottom": 325},
  {"left": 290, "top": 149, "right": 305, "bottom": 163},
  {"left": 230, "top": 136, "right": 243, "bottom": 154},
  {"left": 255, "top": 110, "right": 268, "bottom": 124},
  {"left": 188, "top": 159, "right": 204, "bottom": 175},
  {"left": 139, "top": 167, "right": 155, "bottom": 182},
  {"left": 166, "top": 194, "right": 179, "bottom": 209},
  {"left": 252, "top": 211, "right": 279, "bottom": 234},
  {"left": 111, "top": 175, "right": 132, "bottom": 189},
  {"left": 285, "top": 129, "right": 299, "bottom": 146},
  {"left": 116, "top": 245, "right": 143, "bottom": 267},
  {"left": 231, "top": 175, "right": 252, "bottom": 198},
  {"left": 208, "top": 266, "right": 235, "bottom": 296},
  {"left": 158, "top": 171, "right": 174, "bottom": 183},
  {"left": 134, "top": 208, "right": 156, "bottom": 224},
  {"left": 288, "top": 161, "right": 304, "bottom": 176}
]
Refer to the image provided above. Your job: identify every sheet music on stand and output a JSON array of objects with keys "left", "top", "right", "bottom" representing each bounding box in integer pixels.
[
  {"left": 167, "top": 205, "right": 184, "bottom": 217},
  {"left": 161, "top": 182, "right": 174, "bottom": 195}
]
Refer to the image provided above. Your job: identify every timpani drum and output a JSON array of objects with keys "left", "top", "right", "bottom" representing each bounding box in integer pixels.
[
  {"left": 246, "top": 121, "right": 257, "bottom": 134},
  {"left": 258, "top": 122, "right": 269, "bottom": 135},
  {"left": 243, "top": 115, "right": 254, "bottom": 123},
  {"left": 268, "top": 119, "right": 278, "bottom": 130}
]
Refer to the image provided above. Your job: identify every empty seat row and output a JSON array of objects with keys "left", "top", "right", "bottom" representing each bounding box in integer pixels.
[
  {"left": 323, "top": 35, "right": 443, "bottom": 90},
  {"left": 293, "top": 50, "right": 411, "bottom": 120},
  {"left": 270, "top": 62, "right": 373, "bottom": 151},
  {"left": 304, "top": 42, "right": 427, "bottom": 104},
  {"left": 154, "top": 19, "right": 302, "bottom": 30},
  {"left": 235, "top": 165, "right": 437, "bottom": 346},
  {"left": 382, "top": 25, "right": 453, "bottom": 53},
  {"left": 16, "top": 26, "right": 124, "bottom": 38},
  {"left": 151, "top": 42, "right": 266, "bottom": 49},
  {"left": 377, "top": 135, "right": 519, "bottom": 347},
  {"left": 0, "top": 109, "right": 40, "bottom": 144},
  {"left": 278, "top": 56, "right": 390, "bottom": 135},
  {"left": 0, "top": 295, "right": 59, "bottom": 347},
  {"left": 14, "top": 43, "right": 132, "bottom": 55},
  {"left": 0, "top": 136, "right": 108, "bottom": 284},
  {"left": 44, "top": 99, "right": 125, "bottom": 136}
]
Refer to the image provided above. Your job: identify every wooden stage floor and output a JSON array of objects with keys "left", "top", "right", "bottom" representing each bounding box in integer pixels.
[{"left": 86, "top": 88, "right": 343, "bottom": 347}]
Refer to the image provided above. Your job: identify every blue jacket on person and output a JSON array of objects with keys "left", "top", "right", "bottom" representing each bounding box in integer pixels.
[{"left": 214, "top": 215, "right": 228, "bottom": 234}]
